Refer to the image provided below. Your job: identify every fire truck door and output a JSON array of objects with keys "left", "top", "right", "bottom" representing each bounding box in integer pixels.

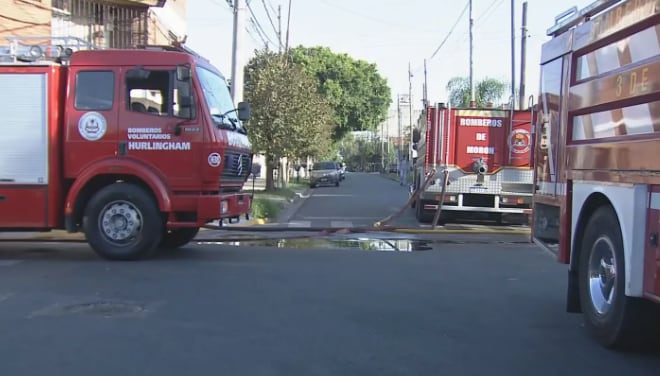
[
  {"left": 64, "top": 69, "right": 120, "bottom": 179},
  {"left": 118, "top": 67, "right": 202, "bottom": 186},
  {"left": 535, "top": 58, "right": 563, "bottom": 198},
  {"left": 645, "top": 187, "right": 660, "bottom": 300}
]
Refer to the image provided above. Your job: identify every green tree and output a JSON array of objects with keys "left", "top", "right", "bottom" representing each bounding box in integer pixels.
[
  {"left": 244, "top": 50, "right": 334, "bottom": 190},
  {"left": 290, "top": 46, "right": 392, "bottom": 141},
  {"left": 446, "top": 76, "right": 508, "bottom": 107}
]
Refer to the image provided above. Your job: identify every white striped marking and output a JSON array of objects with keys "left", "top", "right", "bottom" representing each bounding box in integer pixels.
[
  {"left": 330, "top": 221, "right": 353, "bottom": 228},
  {"left": 288, "top": 221, "right": 311, "bottom": 228}
]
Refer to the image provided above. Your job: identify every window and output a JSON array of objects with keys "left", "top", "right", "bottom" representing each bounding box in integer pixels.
[
  {"left": 126, "top": 68, "right": 194, "bottom": 119},
  {"left": 75, "top": 71, "right": 114, "bottom": 111}
]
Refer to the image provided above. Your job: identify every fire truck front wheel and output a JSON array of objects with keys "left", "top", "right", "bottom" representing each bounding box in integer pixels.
[
  {"left": 577, "top": 205, "right": 648, "bottom": 349},
  {"left": 82, "top": 183, "right": 163, "bottom": 261}
]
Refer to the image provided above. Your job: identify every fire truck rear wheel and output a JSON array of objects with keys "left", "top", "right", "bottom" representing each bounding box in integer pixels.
[
  {"left": 160, "top": 227, "right": 200, "bottom": 250},
  {"left": 577, "top": 205, "right": 646, "bottom": 349},
  {"left": 82, "top": 183, "right": 163, "bottom": 261}
]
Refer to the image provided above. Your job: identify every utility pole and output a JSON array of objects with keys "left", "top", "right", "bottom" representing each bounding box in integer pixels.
[
  {"left": 423, "top": 59, "right": 428, "bottom": 108},
  {"left": 284, "top": 0, "right": 292, "bottom": 54},
  {"left": 408, "top": 62, "right": 413, "bottom": 163},
  {"left": 510, "top": 0, "right": 516, "bottom": 110},
  {"left": 519, "top": 1, "right": 528, "bottom": 110},
  {"left": 397, "top": 95, "right": 402, "bottom": 172},
  {"left": 277, "top": 5, "right": 282, "bottom": 53},
  {"left": 469, "top": 0, "right": 475, "bottom": 106},
  {"left": 230, "top": 0, "right": 247, "bottom": 105}
]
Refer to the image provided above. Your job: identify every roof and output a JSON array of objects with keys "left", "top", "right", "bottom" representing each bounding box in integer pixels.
[{"left": 69, "top": 49, "right": 226, "bottom": 78}]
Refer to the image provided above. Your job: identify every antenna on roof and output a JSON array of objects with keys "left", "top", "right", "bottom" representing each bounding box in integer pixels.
[{"left": 546, "top": 0, "right": 623, "bottom": 37}]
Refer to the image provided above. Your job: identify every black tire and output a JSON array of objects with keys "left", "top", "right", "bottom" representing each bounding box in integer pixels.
[
  {"left": 161, "top": 227, "right": 200, "bottom": 250},
  {"left": 82, "top": 183, "right": 163, "bottom": 261},
  {"left": 577, "top": 205, "right": 648, "bottom": 349},
  {"left": 335, "top": 179, "right": 340, "bottom": 187}
]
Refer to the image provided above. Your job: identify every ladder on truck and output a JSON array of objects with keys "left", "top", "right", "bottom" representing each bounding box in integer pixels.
[
  {"left": 0, "top": 35, "right": 97, "bottom": 64},
  {"left": 546, "top": 0, "right": 623, "bottom": 37},
  {"left": 0, "top": 35, "right": 207, "bottom": 65}
]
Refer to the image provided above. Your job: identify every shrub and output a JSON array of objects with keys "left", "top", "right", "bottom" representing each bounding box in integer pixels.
[{"left": 251, "top": 197, "right": 280, "bottom": 220}]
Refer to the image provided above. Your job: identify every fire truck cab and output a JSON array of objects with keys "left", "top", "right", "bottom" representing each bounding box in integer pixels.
[
  {"left": 0, "top": 36, "right": 253, "bottom": 260},
  {"left": 533, "top": 0, "right": 660, "bottom": 348}
]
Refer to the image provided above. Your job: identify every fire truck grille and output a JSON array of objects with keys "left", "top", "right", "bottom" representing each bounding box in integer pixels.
[{"left": 221, "top": 151, "right": 252, "bottom": 181}]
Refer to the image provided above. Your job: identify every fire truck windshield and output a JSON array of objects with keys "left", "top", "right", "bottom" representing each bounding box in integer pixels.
[{"left": 196, "top": 66, "right": 245, "bottom": 133}]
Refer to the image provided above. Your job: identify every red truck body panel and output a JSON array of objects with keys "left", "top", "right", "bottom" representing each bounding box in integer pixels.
[{"left": 0, "top": 44, "right": 252, "bottom": 235}]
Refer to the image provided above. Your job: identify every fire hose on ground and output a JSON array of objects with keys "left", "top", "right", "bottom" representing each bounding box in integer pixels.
[{"left": 0, "top": 169, "right": 530, "bottom": 244}]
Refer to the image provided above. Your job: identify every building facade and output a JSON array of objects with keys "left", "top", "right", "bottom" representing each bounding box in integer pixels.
[{"left": 0, "top": 0, "right": 186, "bottom": 49}]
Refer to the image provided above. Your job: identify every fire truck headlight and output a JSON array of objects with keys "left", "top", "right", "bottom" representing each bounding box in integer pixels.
[{"left": 221, "top": 200, "right": 229, "bottom": 214}]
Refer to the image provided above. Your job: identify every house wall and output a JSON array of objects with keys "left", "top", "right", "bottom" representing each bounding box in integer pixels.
[{"left": 0, "top": 0, "right": 52, "bottom": 43}]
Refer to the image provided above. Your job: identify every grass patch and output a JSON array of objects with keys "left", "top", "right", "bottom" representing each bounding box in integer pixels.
[
  {"left": 250, "top": 197, "right": 281, "bottom": 220},
  {"left": 250, "top": 185, "right": 303, "bottom": 220}
]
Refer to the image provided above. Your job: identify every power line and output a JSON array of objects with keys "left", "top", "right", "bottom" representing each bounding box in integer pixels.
[
  {"left": 476, "top": 0, "right": 506, "bottom": 25},
  {"left": 246, "top": 0, "right": 279, "bottom": 47},
  {"left": 260, "top": 0, "right": 279, "bottom": 36},
  {"left": 249, "top": 18, "right": 270, "bottom": 48},
  {"left": 428, "top": 0, "right": 470, "bottom": 60},
  {"left": 315, "top": 0, "right": 442, "bottom": 33}
]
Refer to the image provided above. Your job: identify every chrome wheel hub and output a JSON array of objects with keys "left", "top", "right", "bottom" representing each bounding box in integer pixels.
[
  {"left": 99, "top": 201, "right": 142, "bottom": 244},
  {"left": 588, "top": 236, "right": 618, "bottom": 315}
]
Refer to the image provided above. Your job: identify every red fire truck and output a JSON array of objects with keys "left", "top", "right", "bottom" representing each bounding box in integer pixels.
[
  {"left": 533, "top": 0, "right": 660, "bottom": 348},
  {"left": 0, "top": 36, "right": 253, "bottom": 260},
  {"left": 413, "top": 103, "right": 535, "bottom": 225}
]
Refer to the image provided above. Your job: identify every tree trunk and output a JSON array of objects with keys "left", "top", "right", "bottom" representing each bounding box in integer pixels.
[{"left": 265, "top": 154, "right": 276, "bottom": 191}]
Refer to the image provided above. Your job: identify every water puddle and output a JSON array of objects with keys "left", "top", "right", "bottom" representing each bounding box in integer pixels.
[{"left": 198, "top": 237, "right": 435, "bottom": 252}]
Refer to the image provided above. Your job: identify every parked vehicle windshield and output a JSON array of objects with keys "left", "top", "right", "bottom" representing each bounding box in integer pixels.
[
  {"left": 314, "top": 162, "right": 337, "bottom": 170},
  {"left": 196, "top": 66, "right": 244, "bottom": 133}
]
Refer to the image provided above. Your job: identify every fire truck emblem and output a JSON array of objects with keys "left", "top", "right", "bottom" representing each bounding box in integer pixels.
[
  {"left": 509, "top": 129, "right": 531, "bottom": 154},
  {"left": 78, "top": 111, "right": 107, "bottom": 142},
  {"left": 208, "top": 152, "right": 222, "bottom": 167}
]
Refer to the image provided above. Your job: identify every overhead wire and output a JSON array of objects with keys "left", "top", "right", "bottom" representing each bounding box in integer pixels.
[
  {"left": 428, "top": 1, "right": 470, "bottom": 61},
  {"left": 260, "top": 0, "right": 280, "bottom": 37},
  {"left": 246, "top": 0, "right": 279, "bottom": 48}
]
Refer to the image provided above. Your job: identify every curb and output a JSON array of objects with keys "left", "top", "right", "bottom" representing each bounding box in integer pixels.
[
  {"left": 390, "top": 228, "right": 530, "bottom": 235},
  {"left": 275, "top": 187, "right": 311, "bottom": 224}
]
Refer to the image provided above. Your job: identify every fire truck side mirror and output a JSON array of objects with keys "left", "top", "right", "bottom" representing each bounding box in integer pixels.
[
  {"left": 237, "top": 101, "right": 251, "bottom": 121},
  {"left": 176, "top": 65, "right": 191, "bottom": 81}
]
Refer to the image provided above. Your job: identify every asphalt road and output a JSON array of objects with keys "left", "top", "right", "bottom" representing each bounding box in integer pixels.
[
  {"left": 1, "top": 240, "right": 658, "bottom": 375},
  {"left": 286, "top": 172, "right": 419, "bottom": 229},
  {"left": 0, "top": 172, "right": 658, "bottom": 374}
]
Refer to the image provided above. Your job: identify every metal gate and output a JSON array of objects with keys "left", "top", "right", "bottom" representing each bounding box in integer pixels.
[{"left": 51, "top": 0, "right": 149, "bottom": 49}]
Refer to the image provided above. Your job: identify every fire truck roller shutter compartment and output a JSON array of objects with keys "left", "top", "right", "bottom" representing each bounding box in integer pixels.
[{"left": 0, "top": 72, "right": 50, "bottom": 228}]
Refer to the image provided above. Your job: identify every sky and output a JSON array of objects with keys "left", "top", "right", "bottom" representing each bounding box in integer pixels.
[{"left": 185, "top": 0, "right": 595, "bottom": 113}]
